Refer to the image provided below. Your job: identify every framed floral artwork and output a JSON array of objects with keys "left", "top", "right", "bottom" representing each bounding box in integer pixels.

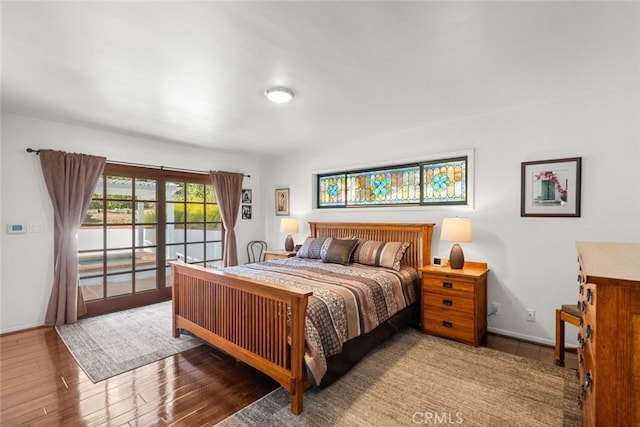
[{"left": 521, "top": 157, "right": 582, "bottom": 217}]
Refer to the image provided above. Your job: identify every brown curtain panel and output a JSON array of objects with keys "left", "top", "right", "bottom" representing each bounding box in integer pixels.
[
  {"left": 40, "top": 150, "right": 106, "bottom": 326},
  {"left": 210, "top": 171, "right": 243, "bottom": 267}
]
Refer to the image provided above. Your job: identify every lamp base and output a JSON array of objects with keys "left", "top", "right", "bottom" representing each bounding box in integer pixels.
[
  {"left": 449, "top": 243, "right": 465, "bottom": 269},
  {"left": 284, "top": 235, "right": 294, "bottom": 251}
]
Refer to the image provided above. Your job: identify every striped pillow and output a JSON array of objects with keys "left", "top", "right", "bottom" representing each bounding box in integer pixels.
[
  {"left": 296, "top": 237, "right": 332, "bottom": 259},
  {"left": 352, "top": 240, "right": 411, "bottom": 271}
]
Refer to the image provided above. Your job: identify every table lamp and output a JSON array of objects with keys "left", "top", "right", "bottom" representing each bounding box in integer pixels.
[
  {"left": 280, "top": 217, "right": 299, "bottom": 251},
  {"left": 440, "top": 218, "right": 472, "bottom": 269}
]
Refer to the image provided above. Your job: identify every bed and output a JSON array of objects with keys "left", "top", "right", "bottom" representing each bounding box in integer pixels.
[{"left": 171, "top": 222, "right": 434, "bottom": 414}]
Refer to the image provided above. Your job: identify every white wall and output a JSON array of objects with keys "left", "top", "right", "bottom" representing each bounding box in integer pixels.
[
  {"left": 260, "top": 84, "right": 640, "bottom": 345},
  {"left": 0, "top": 113, "right": 263, "bottom": 333}
]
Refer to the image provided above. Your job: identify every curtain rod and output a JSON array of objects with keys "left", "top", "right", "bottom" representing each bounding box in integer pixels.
[{"left": 26, "top": 148, "right": 250, "bottom": 178}]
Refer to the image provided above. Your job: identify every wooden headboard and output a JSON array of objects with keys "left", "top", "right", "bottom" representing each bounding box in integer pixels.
[{"left": 308, "top": 222, "right": 435, "bottom": 270}]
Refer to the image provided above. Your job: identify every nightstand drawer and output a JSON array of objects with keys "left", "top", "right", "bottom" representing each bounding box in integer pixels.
[
  {"left": 422, "top": 278, "right": 475, "bottom": 295},
  {"left": 423, "top": 311, "right": 475, "bottom": 343},
  {"left": 423, "top": 292, "right": 475, "bottom": 316}
]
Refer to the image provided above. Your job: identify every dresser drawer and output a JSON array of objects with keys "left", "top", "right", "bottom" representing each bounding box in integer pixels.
[
  {"left": 423, "top": 292, "right": 475, "bottom": 317},
  {"left": 422, "top": 277, "right": 476, "bottom": 295},
  {"left": 423, "top": 311, "right": 475, "bottom": 343}
]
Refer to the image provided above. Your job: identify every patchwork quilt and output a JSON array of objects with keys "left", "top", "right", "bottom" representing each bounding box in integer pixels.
[{"left": 222, "top": 257, "right": 418, "bottom": 385}]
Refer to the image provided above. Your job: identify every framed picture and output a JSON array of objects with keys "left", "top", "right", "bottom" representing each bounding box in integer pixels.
[
  {"left": 241, "top": 205, "right": 252, "bottom": 220},
  {"left": 241, "top": 189, "right": 252, "bottom": 204},
  {"left": 521, "top": 157, "right": 582, "bottom": 217},
  {"left": 275, "top": 188, "right": 290, "bottom": 216}
]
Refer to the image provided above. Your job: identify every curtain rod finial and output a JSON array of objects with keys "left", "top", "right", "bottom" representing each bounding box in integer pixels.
[{"left": 26, "top": 148, "right": 41, "bottom": 154}]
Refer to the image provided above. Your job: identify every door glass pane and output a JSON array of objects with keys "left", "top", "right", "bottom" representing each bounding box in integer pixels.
[
  {"left": 135, "top": 225, "right": 157, "bottom": 248},
  {"left": 107, "top": 226, "right": 132, "bottom": 249},
  {"left": 166, "top": 244, "right": 184, "bottom": 263},
  {"left": 135, "top": 248, "right": 157, "bottom": 271},
  {"left": 206, "top": 222, "right": 222, "bottom": 241},
  {"left": 186, "top": 226, "right": 204, "bottom": 243},
  {"left": 135, "top": 270, "right": 157, "bottom": 293},
  {"left": 186, "top": 183, "right": 204, "bottom": 201},
  {"left": 80, "top": 277, "right": 103, "bottom": 301},
  {"left": 135, "top": 202, "right": 156, "bottom": 224},
  {"left": 185, "top": 203, "right": 204, "bottom": 223},
  {"left": 107, "top": 201, "right": 133, "bottom": 224},
  {"left": 79, "top": 250, "right": 104, "bottom": 278},
  {"left": 186, "top": 243, "right": 204, "bottom": 263},
  {"left": 84, "top": 201, "right": 104, "bottom": 225},
  {"left": 78, "top": 228, "right": 103, "bottom": 251},
  {"left": 135, "top": 178, "right": 156, "bottom": 201},
  {"left": 106, "top": 250, "right": 134, "bottom": 273},
  {"left": 106, "top": 273, "right": 132, "bottom": 298},
  {"left": 205, "top": 242, "right": 221, "bottom": 262}
]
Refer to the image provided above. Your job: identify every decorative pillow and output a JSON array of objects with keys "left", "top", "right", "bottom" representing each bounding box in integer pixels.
[
  {"left": 322, "top": 238, "right": 359, "bottom": 265},
  {"left": 296, "top": 237, "right": 332, "bottom": 259},
  {"left": 352, "top": 240, "right": 411, "bottom": 271}
]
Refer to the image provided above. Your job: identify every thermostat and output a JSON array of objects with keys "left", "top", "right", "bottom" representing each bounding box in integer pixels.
[{"left": 6, "top": 224, "right": 27, "bottom": 234}]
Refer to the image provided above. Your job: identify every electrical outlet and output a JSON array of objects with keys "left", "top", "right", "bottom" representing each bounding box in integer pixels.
[
  {"left": 490, "top": 302, "right": 501, "bottom": 316},
  {"left": 526, "top": 308, "right": 535, "bottom": 322}
]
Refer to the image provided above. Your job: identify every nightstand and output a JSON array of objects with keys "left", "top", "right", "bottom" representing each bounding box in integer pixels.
[
  {"left": 419, "top": 262, "right": 488, "bottom": 347},
  {"left": 264, "top": 250, "right": 297, "bottom": 261}
]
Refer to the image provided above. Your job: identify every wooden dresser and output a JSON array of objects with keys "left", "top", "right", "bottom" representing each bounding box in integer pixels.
[
  {"left": 575, "top": 242, "right": 640, "bottom": 426},
  {"left": 419, "top": 262, "right": 488, "bottom": 347}
]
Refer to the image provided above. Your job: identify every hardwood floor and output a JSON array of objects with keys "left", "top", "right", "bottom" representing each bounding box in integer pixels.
[
  {"left": 0, "top": 327, "right": 277, "bottom": 426},
  {"left": 1, "top": 328, "right": 577, "bottom": 426}
]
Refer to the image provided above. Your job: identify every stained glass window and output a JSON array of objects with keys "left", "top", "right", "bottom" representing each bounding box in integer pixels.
[
  {"left": 346, "top": 166, "right": 421, "bottom": 206},
  {"left": 317, "top": 156, "right": 468, "bottom": 208},
  {"left": 422, "top": 157, "right": 467, "bottom": 204},
  {"left": 318, "top": 174, "right": 346, "bottom": 207}
]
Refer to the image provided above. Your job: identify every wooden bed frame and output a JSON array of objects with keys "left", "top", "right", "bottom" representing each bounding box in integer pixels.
[{"left": 171, "top": 222, "right": 434, "bottom": 414}]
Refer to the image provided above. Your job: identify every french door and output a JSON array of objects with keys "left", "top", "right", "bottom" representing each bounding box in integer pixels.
[{"left": 78, "top": 164, "right": 223, "bottom": 316}]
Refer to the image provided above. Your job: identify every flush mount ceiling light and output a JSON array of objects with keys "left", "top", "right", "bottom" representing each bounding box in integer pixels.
[{"left": 265, "top": 87, "right": 294, "bottom": 103}]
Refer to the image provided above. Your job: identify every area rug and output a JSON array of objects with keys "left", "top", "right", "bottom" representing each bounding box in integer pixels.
[
  {"left": 56, "top": 301, "right": 201, "bottom": 382},
  {"left": 217, "top": 328, "right": 580, "bottom": 427}
]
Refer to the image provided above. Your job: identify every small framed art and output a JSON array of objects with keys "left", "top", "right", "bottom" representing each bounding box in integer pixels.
[
  {"left": 275, "top": 188, "right": 290, "bottom": 216},
  {"left": 241, "top": 205, "right": 252, "bottom": 220},
  {"left": 242, "top": 189, "right": 252, "bottom": 204},
  {"left": 521, "top": 157, "right": 582, "bottom": 217}
]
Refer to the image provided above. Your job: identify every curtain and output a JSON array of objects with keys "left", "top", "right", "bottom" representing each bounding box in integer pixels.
[
  {"left": 210, "top": 171, "right": 243, "bottom": 267},
  {"left": 40, "top": 150, "right": 106, "bottom": 326}
]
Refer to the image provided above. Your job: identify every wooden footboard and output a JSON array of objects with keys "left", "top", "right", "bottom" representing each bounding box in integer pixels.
[
  {"left": 171, "top": 262, "right": 312, "bottom": 414},
  {"left": 171, "top": 222, "right": 434, "bottom": 415}
]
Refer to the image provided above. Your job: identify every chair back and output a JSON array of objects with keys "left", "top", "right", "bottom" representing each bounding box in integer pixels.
[{"left": 247, "top": 240, "right": 268, "bottom": 263}]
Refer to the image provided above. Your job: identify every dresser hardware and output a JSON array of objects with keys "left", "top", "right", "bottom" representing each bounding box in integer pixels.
[
  {"left": 442, "top": 299, "right": 453, "bottom": 306},
  {"left": 585, "top": 324, "right": 593, "bottom": 341},
  {"left": 585, "top": 371, "right": 593, "bottom": 391},
  {"left": 442, "top": 321, "right": 453, "bottom": 328},
  {"left": 442, "top": 281, "right": 453, "bottom": 289},
  {"left": 586, "top": 288, "right": 593, "bottom": 304}
]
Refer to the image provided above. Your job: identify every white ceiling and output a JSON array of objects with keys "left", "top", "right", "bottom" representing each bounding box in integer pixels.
[{"left": 2, "top": 1, "right": 639, "bottom": 155}]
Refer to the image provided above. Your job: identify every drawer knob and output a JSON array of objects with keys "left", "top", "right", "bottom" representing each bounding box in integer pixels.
[
  {"left": 586, "top": 288, "right": 593, "bottom": 304},
  {"left": 585, "top": 370, "right": 593, "bottom": 391},
  {"left": 585, "top": 324, "right": 593, "bottom": 341},
  {"left": 442, "top": 320, "right": 453, "bottom": 328},
  {"left": 442, "top": 299, "right": 453, "bottom": 306},
  {"left": 442, "top": 281, "right": 453, "bottom": 289}
]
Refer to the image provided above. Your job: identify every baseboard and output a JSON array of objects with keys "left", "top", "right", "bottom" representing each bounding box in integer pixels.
[
  {"left": 487, "top": 326, "right": 577, "bottom": 350},
  {"left": 0, "top": 322, "right": 46, "bottom": 336}
]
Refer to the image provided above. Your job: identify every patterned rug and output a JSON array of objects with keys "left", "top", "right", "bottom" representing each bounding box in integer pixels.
[
  {"left": 55, "top": 301, "right": 201, "bottom": 382},
  {"left": 218, "top": 328, "right": 580, "bottom": 426}
]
